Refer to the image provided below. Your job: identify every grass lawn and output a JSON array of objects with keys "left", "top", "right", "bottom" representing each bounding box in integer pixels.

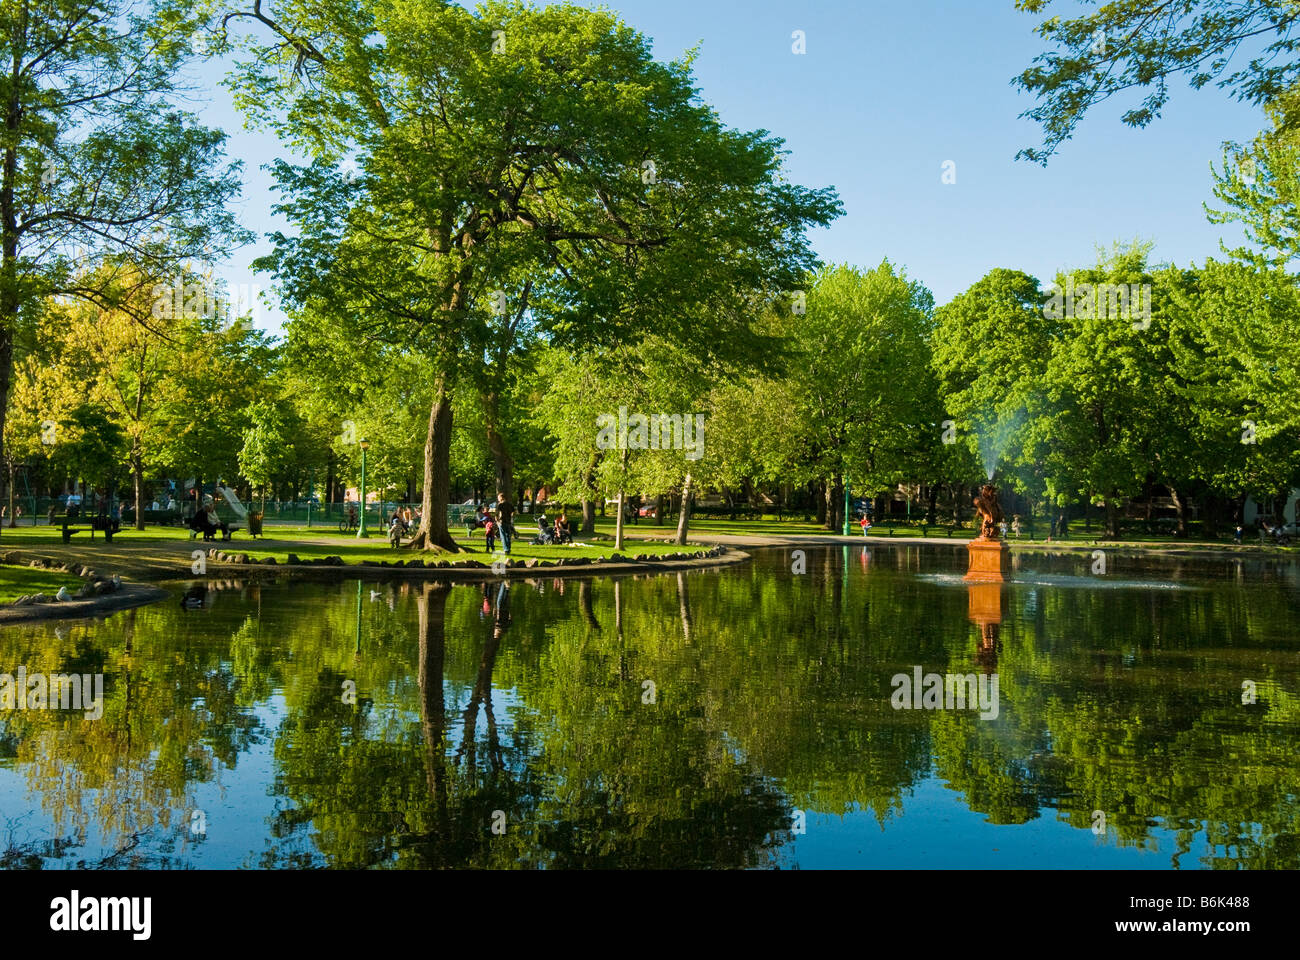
[
  {"left": 0, "top": 515, "right": 1281, "bottom": 573},
  {"left": 0, "top": 564, "right": 83, "bottom": 604},
  {"left": 589, "top": 514, "right": 1294, "bottom": 551},
  {"left": 0, "top": 519, "right": 712, "bottom": 570}
]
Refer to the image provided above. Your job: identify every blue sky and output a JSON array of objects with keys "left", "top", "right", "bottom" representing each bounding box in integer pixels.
[{"left": 195, "top": 0, "right": 1266, "bottom": 332}]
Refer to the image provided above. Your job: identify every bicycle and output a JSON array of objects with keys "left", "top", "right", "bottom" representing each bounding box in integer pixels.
[{"left": 339, "top": 510, "right": 359, "bottom": 534}]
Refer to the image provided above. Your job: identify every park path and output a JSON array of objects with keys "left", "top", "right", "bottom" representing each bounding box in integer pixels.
[{"left": 0, "top": 530, "right": 350, "bottom": 581}]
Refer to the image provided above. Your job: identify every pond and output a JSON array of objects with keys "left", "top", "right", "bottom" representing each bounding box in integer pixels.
[{"left": 1, "top": 544, "right": 1297, "bottom": 869}]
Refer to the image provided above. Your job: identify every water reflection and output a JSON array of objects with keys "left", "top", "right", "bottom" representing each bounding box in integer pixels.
[{"left": 0, "top": 546, "right": 1297, "bottom": 869}]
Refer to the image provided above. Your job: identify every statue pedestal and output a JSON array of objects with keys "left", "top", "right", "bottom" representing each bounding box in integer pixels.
[{"left": 964, "top": 538, "right": 1009, "bottom": 582}]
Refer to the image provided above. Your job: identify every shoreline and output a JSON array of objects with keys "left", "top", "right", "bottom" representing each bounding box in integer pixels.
[
  {"left": 3, "top": 526, "right": 1292, "bottom": 625},
  {"left": 0, "top": 545, "right": 750, "bottom": 624},
  {"left": 686, "top": 530, "right": 1297, "bottom": 562},
  {"left": 0, "top": 583, "right": 171, "bottom": 625}
]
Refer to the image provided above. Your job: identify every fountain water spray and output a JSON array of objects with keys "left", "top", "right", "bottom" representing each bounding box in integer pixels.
[{"left": 976, "top": 408, "right": 1026, "bottom": 480}]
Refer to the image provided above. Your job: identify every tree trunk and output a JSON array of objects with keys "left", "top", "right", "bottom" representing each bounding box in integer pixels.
[
  {"left": 824, "top": 479, "right": 835, "bottom": 532},
  {"left": 675, "top": 473, "right": 694, "bottom": 545},
  {"left": 0, "top": 128, "right": 17, "bottom": 539},
  {"left": 5, "top": 461, "right": 14, "bottom": 528},
  {"left": 1104, "top": 497, "right": 1121, "bottom": 539},
  {"left": 132, "top": 453, "right": 145, "bottom": 530},
  {"left": 1169, "top": 486, "right": 1188, "bottom": 537},
  {"left": 655, "top": 494, "right": 664, "bottom": 526},
  {"left": 484, "top": 396, "right": 514, "bottom": 500},
  {"left": 614, "top": 488, "right": 626, "bottom": 551},
  {"left": 409, "top": 377, "right": 459, "bottom": 552},
  {"left": 813, "top": 480, "right": 826, "bottom": 525},
  {"left": 1203, "top": 492, "right": 1220, "bottom": 540}
]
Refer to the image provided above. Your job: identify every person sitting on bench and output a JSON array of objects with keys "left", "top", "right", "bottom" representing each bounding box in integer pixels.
[{"left": 190, "top": 501, "right": 228, "bottom": 541}]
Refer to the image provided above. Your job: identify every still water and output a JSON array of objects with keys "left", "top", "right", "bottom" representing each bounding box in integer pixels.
[{"left": 1, "top": 544, "right": 1297, "bottom": 869}]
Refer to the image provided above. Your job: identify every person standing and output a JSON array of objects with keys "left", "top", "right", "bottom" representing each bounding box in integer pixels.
[{"left": 496, "top": 492, "right": 514, "bottom": 554}]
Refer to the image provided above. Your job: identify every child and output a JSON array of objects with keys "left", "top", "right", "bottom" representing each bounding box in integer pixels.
[{"left": 484, "top": 516, "right": 498, "bottom": 553}]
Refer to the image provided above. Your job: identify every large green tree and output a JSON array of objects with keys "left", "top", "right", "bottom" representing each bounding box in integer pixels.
[
  {"left": 225, "top": 0, "right": 838, "bottom": 552},
  {"left": 0, "top": 0, "right": 247, "bottom": 508},
  {"left": 788, "top": 262, "right": 936, "bottom": 531}
]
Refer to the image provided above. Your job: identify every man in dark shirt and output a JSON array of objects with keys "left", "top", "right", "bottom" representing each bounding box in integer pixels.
[{"left": 496, "top": 492, "right": 514, "bottom": 555}]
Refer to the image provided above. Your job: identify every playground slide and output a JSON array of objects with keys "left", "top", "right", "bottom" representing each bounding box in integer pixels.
[{"left": 216, "top": 485, "right": 249, "bottom": 521}]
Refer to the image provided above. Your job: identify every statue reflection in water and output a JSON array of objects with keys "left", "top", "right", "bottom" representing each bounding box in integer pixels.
[{"left": 967, "top": 581, "right": 1003, "bottom": 673}]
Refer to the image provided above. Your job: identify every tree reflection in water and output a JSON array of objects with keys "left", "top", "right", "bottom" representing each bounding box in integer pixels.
[{"left": 0, "top": 546, "right": 1296, "bottom": 868}]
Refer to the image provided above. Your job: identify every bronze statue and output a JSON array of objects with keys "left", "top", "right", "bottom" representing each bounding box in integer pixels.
[{"left": 973, "top": 484, "right": 1003, "bottom": 540}]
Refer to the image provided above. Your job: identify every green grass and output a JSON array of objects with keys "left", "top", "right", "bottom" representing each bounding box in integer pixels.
[
  {"left": 588, "top": 514, "right": 1293, "bottom": 551},
  {"left": 0, "top": 564, "right": 83, "bottom": 604},
  {"left": 0, "top": 513, "right": 1278, "bottom": 564},
  {"left": 0, "top": 519, "right": 707, "bottom": 566},
  {"left": 231, "top": 527, "right": 703, "bottom": 566}
]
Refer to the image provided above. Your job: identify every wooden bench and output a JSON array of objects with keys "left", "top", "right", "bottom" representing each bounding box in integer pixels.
[
  {"left": 187, "top": 517, "right": 242, "bottom": 542},
  {"left": 61, "top": 517, "right": 121, "bottom": 544}
]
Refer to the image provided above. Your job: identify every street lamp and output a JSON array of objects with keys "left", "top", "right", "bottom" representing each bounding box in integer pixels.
[
  {"left": 842, "top": 481, "right": 851, "bottom": 537},
  {"left": 357, "top": 439, "right": 371, "bottom": 539}
]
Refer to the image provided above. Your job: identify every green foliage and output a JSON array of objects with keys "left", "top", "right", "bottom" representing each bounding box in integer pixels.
[
  {"left": 1207, "top": 85, "right": 1300, "bottom": 267},
  {"left": 1014, "top": 0, "right": 1300, "bottom": 162}
]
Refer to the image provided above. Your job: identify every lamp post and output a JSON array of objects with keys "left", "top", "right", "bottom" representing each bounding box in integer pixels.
[
  {"left": 842, "top": 480, "right": 851, "bottom": 537},
  {"left": 357, "top": 439, "right": 371, "bottom": 539}
]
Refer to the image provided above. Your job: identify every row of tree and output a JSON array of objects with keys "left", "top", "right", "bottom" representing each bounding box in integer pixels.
[
  {"left": 7, "top": 241, "right": 1297, "bottom": 545},
  {"left": 2, "top": 1, "right": 1297, "bottom": 549}
]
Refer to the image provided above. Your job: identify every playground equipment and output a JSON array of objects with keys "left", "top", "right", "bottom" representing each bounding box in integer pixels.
[{"left": 216, "top": 484, "right": 249, "bottom": 521}]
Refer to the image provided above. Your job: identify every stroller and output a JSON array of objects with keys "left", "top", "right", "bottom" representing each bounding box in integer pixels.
[
  {"left": 1260, "top": 520, "right": 1292, "bottom": 546},
  {"left": 531, "top": 514, "right": 556, "bottom": 546}
]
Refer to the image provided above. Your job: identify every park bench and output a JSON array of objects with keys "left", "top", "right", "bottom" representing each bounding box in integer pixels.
[
  {"left": 187, "top": 516, "right": 242, "bottom": 542},
  {"left": 61, "top": 516, "right": 121, "bottom": 544}
]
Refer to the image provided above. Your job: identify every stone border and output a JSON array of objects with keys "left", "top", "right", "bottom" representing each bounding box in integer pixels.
[
  {"left": 0, "top": 583, "right": 171, "bottom": 625},
  {"left": 687, "top": 531, "right": 1298, "bottom": 563},
  {"left": 0, "top": 545, "right": 747, "bottom": 622},
  {"left": 183, "top": 544, "right": 744, "bottom": 581}
]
